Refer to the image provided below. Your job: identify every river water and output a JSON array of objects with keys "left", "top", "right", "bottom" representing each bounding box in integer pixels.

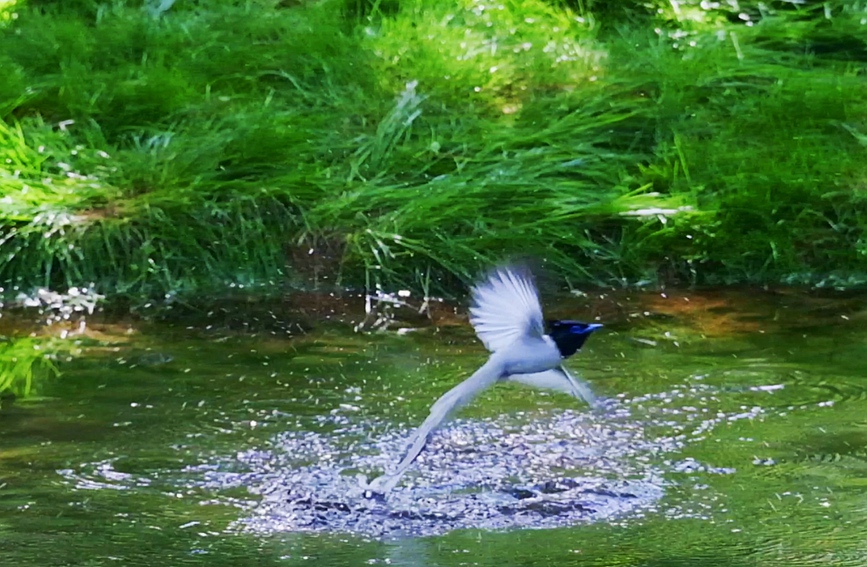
[{"left": 1, "top": 288, "right": 865, "bottom": 565}]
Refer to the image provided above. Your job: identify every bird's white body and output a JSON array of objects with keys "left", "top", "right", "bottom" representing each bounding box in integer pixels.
[{"left": 366, "top": 266, "right": 598, "bottom": 493}]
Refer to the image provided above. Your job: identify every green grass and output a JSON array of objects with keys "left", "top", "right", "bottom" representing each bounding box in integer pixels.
[
  {"left": 1, "top": 0, "right": 866, "bottom": 303},
  {"left": 0, "top": 335, "right": 61, "bottom": 397}
]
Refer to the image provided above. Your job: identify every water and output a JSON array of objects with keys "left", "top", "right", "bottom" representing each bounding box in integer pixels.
[{"left": 1, "top": 289, "right": 866, "bottom": 565}]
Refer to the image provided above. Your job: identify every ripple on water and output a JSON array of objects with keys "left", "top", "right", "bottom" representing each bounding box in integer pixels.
[
  {"left": 58, "top": 379, "right": 788, "bottom": 539},
  {"left": 228, "top": 420, "right": 659, "bottom": 536},
  {"left": 208, "top": 390, "right": 751, "bottom": 538}
]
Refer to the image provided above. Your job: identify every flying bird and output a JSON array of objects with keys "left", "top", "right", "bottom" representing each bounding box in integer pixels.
[{"left": 366, "top": 265, "right": 602, "bottom": 494}]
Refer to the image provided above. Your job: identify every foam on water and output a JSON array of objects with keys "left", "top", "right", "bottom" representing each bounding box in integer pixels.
[
  {"left": 216, "top": 393, "right": 741, "bottom": 537},
  {"left": 59, "top": 381, "right": 772, "bottom": 538}
]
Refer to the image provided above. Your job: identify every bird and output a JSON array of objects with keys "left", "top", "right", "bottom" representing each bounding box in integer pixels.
[{"left": 365, "top": 264, "right": 602, "bottom": 494}]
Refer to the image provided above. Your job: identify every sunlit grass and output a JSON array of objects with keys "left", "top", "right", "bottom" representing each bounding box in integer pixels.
[
  {"left": 0, "top": 336, "right": 61, "bottom": 397},
  {"left": 364, "top": 0, "right": 605, "bottom": 115},
  {"left": 0, "top": 0, "right": 866, "bottom": 301},
  {"left": 610, "top": 18, "right": 867, "bottom": 284},
  {"left": 0, "top": 0, "right": 17, "bottom": 23}
]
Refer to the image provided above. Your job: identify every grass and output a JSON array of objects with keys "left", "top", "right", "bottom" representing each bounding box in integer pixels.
[
  {"left": 0, "top": 334, "right": 61, "bottom": 397},
  {"left": 0, "top": 0, "right": 866, "bottom": 304}
]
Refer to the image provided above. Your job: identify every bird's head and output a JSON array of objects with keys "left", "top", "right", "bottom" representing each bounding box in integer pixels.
[{"left": 547, "top": 320, "right": 602, "bottom": 358}]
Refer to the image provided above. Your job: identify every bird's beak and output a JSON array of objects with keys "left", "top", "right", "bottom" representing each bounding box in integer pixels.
[{"left": 586, "top": 323, "right": 603, "bottom": 332}]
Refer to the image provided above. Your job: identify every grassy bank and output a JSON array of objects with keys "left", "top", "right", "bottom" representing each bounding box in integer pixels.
[{"left": 1, "top": 0, "right": 866, "bottom": 302}]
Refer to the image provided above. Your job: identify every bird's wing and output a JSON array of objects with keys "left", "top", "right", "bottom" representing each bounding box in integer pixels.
[
  {"left": 506, "top": 365, "right": 598, "bottom": 407},
  {"left": 366, "top": 356, "right": 505, "bottom": 494},
  {"left": 469, "top": 265, "right": 544, "bottom": 353}
]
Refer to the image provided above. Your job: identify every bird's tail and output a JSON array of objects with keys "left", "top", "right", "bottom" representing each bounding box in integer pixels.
[{"left": 365, "top": 356, "right": 505, "bottom": 494}]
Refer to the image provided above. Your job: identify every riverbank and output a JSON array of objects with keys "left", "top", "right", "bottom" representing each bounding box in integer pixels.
[{"left": 2, "top": 0, "right": 866, "bottom": 303}]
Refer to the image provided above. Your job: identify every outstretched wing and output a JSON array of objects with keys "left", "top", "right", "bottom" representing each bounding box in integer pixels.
[
  {"left": 469, "top": 265, "right": 544, "bottom": 353},
  {"left": 507, "top": 366, "right": 598, "bottom": 407}
]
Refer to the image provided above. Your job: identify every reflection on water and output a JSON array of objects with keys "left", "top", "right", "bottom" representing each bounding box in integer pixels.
[{"left": 1, "top": 289, "right": 867, "bottom": 564}]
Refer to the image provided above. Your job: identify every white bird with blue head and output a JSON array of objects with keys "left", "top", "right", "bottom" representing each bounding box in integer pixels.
[{"left": 366, "top": 264, "right": 602, "bottom": 494}]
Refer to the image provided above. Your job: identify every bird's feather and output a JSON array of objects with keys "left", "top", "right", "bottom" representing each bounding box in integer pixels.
[
  {"left": 507, "top": 366, "right": 598, "bottom": 406},
  {"left": 365, "top": 265, "right": 599, "bottom": 495},
  {"left": 469, "top": 265, "right": 544, "bottom": 353},
  {"left": 366, "top": 356, "right": 505, "bottom": 493}
]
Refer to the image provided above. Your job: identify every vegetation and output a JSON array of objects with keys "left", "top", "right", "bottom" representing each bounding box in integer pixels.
[
  {"left": 1, "top": 0, "right": 866, "bottom": 302},
  {"left": 0, "top": 335, "right": 61, "bottom": 397}
]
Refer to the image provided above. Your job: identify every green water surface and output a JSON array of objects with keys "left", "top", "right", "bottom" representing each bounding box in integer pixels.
[{"left": 1, "top": 290, "right": 866, "bottom": 566}]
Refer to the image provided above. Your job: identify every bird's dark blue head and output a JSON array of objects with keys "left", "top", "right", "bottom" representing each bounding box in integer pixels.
[{"left": 547, "top": 320, "right": 602, "bottom": 358}]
